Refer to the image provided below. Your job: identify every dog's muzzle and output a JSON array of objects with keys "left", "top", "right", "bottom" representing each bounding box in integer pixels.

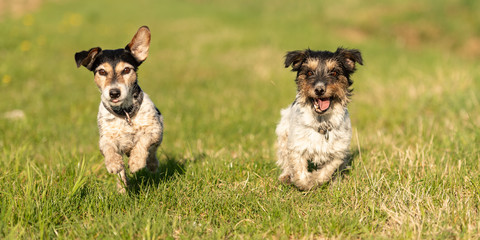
[
  {"left": 312, "top": 82, "right": 331, "bottom": 113},
  {"left": 109, "top": 88, "right": 121, "bottom": 103}
]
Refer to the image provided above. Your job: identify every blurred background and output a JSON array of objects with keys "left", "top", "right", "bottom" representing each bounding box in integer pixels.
[{"left": 1, "top": 0, "right": 479, "bottom": 238}]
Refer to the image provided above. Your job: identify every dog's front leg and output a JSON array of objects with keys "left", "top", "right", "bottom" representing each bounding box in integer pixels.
[
  {"left": 289, "top": 152, "right": 317, "bottom": 191},
  {"left": 100, "top": 140, "right": 129, "bottom": 193},
  {"left": 100, "top": 140, "right": 125, "bottom": 174},
  {"left": 128, "top": 136, "right": 158, "bottom": 173},
  {"left": 310, "top": 158, "right": 344, "bottom": 185}
]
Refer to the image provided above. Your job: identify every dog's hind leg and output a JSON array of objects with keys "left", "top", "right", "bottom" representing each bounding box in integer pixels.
[
  {"left": 276, "top": 126, "right": 292, "bottom": 184},
  {"left": 146, "top": 144, "right": 159, "bottom": 173},
  {"left": 116, "top": 169, "right": 129, "bottom": 193},
  {"left": 277, "top": 148, "right": 294, "bottom": 184}
]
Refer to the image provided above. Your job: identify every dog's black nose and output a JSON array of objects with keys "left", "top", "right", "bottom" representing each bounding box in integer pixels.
[
  {"left": 109, "top": 88, "right": 121, "bottom": 99},
  {"left": 314, "top": 84, "right": 326, "bottom": 97}
]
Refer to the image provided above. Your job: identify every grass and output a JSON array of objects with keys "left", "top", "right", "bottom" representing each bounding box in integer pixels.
[{"left": 0, "top": 0, "right": 479, "bottom": 238}]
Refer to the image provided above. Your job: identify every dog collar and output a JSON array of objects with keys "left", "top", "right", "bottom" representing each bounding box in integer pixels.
[{"left": 318, "top": 126, "right": 332, "bottom": 140}]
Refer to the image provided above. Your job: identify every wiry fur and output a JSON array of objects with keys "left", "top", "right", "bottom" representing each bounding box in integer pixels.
[
  {"left": 276, "top": 47, "right": 363, "bottom": 191},
  {"left": 75, "top": 26, "right": 163, "bottom": 192}
]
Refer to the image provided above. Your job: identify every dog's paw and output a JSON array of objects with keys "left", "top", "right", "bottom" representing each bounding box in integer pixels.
[
  {"left": 105, "top": 159, "right": 124, "bottom": 174},
  {"left": 128, "top": 158, "right": 146, "bottom": 173},
  {"left": 294, "top": 179, "right": 317, "bottom": 191},
  {"left": 295, "top": 183, "right": 314, "bottom": 191},
  {"left": 278, "top": 173, "right": 292, "bottom": 184}
]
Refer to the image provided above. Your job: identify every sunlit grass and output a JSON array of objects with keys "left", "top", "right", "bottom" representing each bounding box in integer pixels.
[{"left": 0, "top": 0, "right": 479, "bottom": 239}]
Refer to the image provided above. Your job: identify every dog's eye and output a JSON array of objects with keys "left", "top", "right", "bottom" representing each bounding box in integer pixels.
[
  {"left": 122, "top": 67, "right": 131, "bottom": 75},
  {"left": 98, "top": 69, "right": 107, "bottom": 76},
  {"left": 330, "top": 71, "right": 338, "bottom": 77},
  {"left": 306, "top": 71, "right": 314, "bottom": 77}
]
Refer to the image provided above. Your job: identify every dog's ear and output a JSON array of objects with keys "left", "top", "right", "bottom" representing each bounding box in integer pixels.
[
  {"left": 126, "top": 26, "right": 151, "bottom": 63},
  {"left": 284, "top": 50, "right": 308, "bottom": 71},
  {"left": 336, "top": 48, "right": 363, "bottom": 72},
  {"left": 75, "top": 47, "right": 102, "bottom": 71}
]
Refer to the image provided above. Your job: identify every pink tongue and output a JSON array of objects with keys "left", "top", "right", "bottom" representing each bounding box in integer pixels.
[{"left": 318, "top": 98, "right": 330, "bottom": 111}]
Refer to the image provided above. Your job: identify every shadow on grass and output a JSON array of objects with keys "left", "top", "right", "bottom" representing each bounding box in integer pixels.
[
  {"left": 126, "top": 151, "right": 206, "bottom": 194},
  {"left": 339, "top": 148, "right": 360, "bottom": 176}
]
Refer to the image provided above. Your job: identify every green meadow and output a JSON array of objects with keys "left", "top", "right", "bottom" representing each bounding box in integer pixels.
[{"left": 1, "top": 0, "right": 479, "bottom": 238}]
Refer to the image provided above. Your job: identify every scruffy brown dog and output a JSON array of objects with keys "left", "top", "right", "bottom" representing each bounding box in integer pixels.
[
  {"left": 276, "top": 48, "right": 363, "bottom": 190},
  {"left": 75, "top": 26, "right": 163, "bottom": 192}
]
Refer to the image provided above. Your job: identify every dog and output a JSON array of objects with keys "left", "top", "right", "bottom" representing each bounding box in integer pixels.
[
  {"left": 276, "top": 47, "right": 363, "bottom": 191},
  {"left": 74, "top": 26, "right": 163, "bottom": 192}
]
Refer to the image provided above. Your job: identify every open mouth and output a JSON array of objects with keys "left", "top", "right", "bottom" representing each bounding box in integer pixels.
[{"left": 312, "top": 97, "right": 332, "bottom": 113}]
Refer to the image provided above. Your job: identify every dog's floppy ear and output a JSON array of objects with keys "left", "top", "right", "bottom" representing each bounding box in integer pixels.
[
  {"left": 126, "top": 26, "right": 151, "bottom": 63},
  {"left": 336, "top": 48, "right": 363, "bottom": 72},
  {"left": 75, "top": 47, "right": 102, "bottom": 70},
  {"left": 284, "top": 50, "right": 308, "bottom": 71}
]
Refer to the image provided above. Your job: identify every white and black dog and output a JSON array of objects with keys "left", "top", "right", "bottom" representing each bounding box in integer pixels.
[
  {"left": 276, "top": 48, "right": 363, "bottom": 190},
  {"left": 75, "top": 26, "right": 163, "bottom": 192}
]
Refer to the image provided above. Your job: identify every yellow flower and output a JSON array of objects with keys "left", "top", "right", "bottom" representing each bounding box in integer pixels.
[
  {"left": 20, "top": 40, "right": 31, "bottom": 52},
  {"left": 2, "top": 75, "right": 11, "bottom": 84}
]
